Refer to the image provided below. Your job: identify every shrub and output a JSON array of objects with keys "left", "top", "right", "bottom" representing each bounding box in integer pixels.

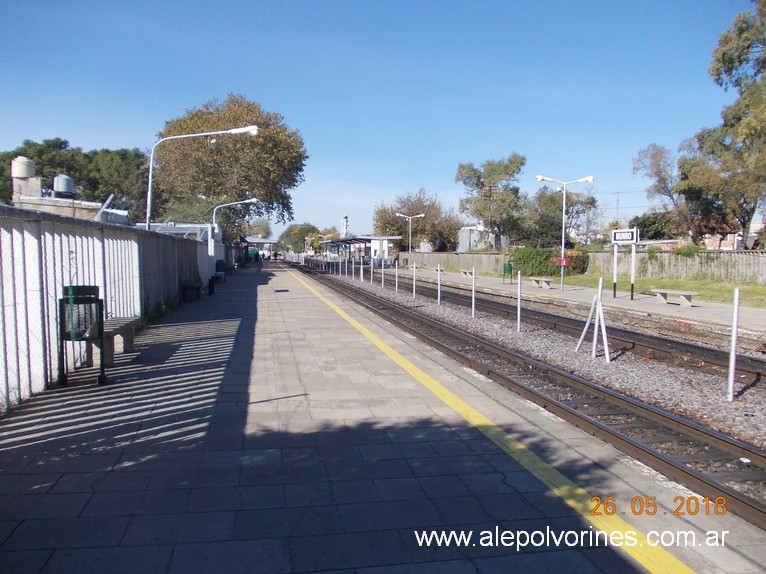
[{"left": 509, "top": 247, "right": 588, "bottom": 276}]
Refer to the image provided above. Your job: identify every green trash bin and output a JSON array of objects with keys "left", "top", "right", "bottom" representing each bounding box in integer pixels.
[
  {"left": 57, "top": 285, "right": 106, "bottom": 386},
  {"left": 503, "top": 262, "right": 513, "bottom": 283}
]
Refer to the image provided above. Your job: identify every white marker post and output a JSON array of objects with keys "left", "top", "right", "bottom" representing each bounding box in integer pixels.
[
  {"left": 728, "top": 288, "right": 740, "bottom": 402},
  {"left": 516, "top": 271, "right": 522, "bottom": 332},
  {"left": 395, "top": 261, "right": 399, "bottom": 293},
  {"left": 471, "top": 267, "right": 476, "bottom": 318},
  {"left": 437, "top": 264, "right": 442, "bottom": 306},
  {"left": 412, "top": 262, "right": 417, "bottom": 299}
]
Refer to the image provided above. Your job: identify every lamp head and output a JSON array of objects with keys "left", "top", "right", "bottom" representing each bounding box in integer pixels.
[
  {"left": 582, "top": 176, "right": 594, "bottom": 183},
  {"left": 535, "top": 175, "right": 547, "bottom": 183},
  {"left": 416, "top": 213, "right": 425, "bottom": 218},
  {"left": 395, "top": 212, "right": 404, "bottom": 218},
  {"left": 228, "top": 125, "right": 259, "bottom": 135}
]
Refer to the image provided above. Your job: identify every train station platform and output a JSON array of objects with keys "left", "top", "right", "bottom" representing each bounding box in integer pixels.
[{"left": 0, "top": 263, "right": 764, "bottom": 573}]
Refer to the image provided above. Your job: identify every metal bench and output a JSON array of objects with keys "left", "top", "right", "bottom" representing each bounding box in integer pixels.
[
  {"left": 181, "top": 281, "right": 202, "bottom": 301},
  {"left": 86, "top": 317, "right": 141, "bottom": 367},
  {"left": 460, "top": 269, "right": 474, "bottom": 278},
  {"left": 214, "top": 259, "right": 226, "bottom": 282},
  {"left": 651, "top": 289, "right": 699, "bottom": 307},
  {"left": 434, "top": 267, "right": 444, "bottom": 274},
  {"left": 530, "top": 276, "right": 553, "bottom": 289}
]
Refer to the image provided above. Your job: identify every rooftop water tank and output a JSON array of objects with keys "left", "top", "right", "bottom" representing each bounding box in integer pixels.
[
  {"left": 53, "top": 174, "right": 75, "bottom": 197},
  {"left": 11, "top": 156, "right": 36, "bottom": 178}
]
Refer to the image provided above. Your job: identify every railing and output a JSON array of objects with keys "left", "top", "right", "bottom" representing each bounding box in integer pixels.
[{"left": 0, "top": 205, "right": 207, "bottom": 412}]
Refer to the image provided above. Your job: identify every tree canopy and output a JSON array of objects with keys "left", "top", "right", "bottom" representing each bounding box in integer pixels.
[
  {"left": 455, "top": 154, "right": 525, "bottom": 249},
  {"left": 152, "top": 94, "right": 307, "bottom": 229},
  {"left": 373, "top": 188, "right": 464, "bottom": 252}
]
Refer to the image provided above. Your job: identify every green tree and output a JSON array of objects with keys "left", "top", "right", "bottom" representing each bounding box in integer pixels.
[
  {"left": 152, "top": 93, "right": 307, "bottom": 226},
  {"left": 81, "top": 148, "right": 147, "bottom": 216},
  {"left": 278, "top": 223, "right": 322, "bottom": 253},
  {"left": 373, "top": 188, "right": 464, "bottom": 252},
  {"left": 628, "top": 212, "right": 674, "bottom": 241},
  {"left": 455, "top": 154, "right": 526, "bottom": 250}
]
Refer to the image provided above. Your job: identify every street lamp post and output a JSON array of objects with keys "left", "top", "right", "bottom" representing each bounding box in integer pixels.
[
  {"left": 145, "top": 125, "right": 259, "bottom": 230},
  {"left": 395, "top": 212, "right": 425, "bottom": 259},
  {"left": 209, "top": 198, "right": 260, "bottom": 256},
  {"left": 535, "top": 174, "right": 594, "bottom": 291}
]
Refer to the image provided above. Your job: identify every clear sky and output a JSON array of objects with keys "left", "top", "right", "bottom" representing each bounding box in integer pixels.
[{"left": 0, "top": 0, "right": 752, "bottom": 238}]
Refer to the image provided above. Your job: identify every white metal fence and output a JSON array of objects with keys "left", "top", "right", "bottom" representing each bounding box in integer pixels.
[{"left": 0, "top": 205, "right": 208, "bottom": 413}]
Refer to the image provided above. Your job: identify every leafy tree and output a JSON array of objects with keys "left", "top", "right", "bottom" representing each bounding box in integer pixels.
[
  {"left": 373, "top": 188, "right": 464, "bottom": 252},
  {"left": 628, "top": 212, "right": 674, "bottom": 241},
  {"left": 455, "top": 154, "right": 526, "bottom": 249},
  {"left": 152, "top": 94, "right": 307, "bottom": 227},
  {"left": 278, "top": 223, "right": 322, "bottom": 253},
  {"left": 81, "top": 148, "right": 147, "bottom": 215}
]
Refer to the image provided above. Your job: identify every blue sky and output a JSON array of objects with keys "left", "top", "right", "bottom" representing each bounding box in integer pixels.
[{"left": 0, "top": 0, "right": 752, "bottom": 237}]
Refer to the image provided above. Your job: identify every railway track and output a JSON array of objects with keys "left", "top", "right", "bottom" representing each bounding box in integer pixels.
[
  {"left": 295, "top": 264, "right": 766, "bottom": 531},
  {"left": 393, "top": 275, "right": 766, "bottom": 385}
]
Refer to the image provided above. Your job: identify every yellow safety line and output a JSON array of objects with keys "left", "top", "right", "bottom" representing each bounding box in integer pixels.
[{"left": 290, "top": 271, "right": 695, "bottom": 574}]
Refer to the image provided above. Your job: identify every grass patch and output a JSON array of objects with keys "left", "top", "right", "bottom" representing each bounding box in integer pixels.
[{"left": 562, "top": 273, "right": 766, "bottom": 308}]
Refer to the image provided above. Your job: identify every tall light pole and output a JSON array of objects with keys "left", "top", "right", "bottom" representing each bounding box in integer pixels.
[
  {"left": 535, "top": 174, "right": 594, "bottom": 291},
  {"left": 209, "top": 198, "right": 260, "bottom": 256},
  {"left": 395, "top": 212, "right": 425, "bottom": 259},
  {"left": 146, "top": 125, "right": 259, "bottom": 230}
]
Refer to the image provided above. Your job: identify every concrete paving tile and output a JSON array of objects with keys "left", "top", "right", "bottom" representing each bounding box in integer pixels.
[
  {"left": 290, "top": 530, "right": 410, "bottom": 572},
  {"left": 326, "top": 459, "right": 413, "bottom": 481},
  {"left": 432, "top": 495, "right": 494, "bottom": 524},
  {"left": 169, "top": 538, "right": 290, "bottom": 574},
  {"left": 419, "top": 475, "right": 472, "bottom": 498},
  {"left": 0, "top": 492, "right": 91, "bottom": 520},
  {"left": 147, "top": 466, "right": 240, "bottom": 489},
  {"left": 0, "top": 549, "right": 52, "bottom": 573},
  {"left": 358, "top": 442, "right": 439, "bottom": 461},
  {"left": 337, "top": 499, "right": 444, "bottom": 531},
  {"left": 188, "top": 485, "right": 285, "bottom": 512},
  {"left": 44, "top": 545, "right": 173, "bottom": 574},
  {"left": 458, "top": 473, "right": 516, "bottom": 495},
  {"left": 122, "top": 511, "right": 236, "bottom": 545},
  {"left": 357, "top": 559, "right": 479, "bottom": 573},
  {"left": 239, "top": 463, "right": 327, "bottom": 486},
  {"left": 330, "top": 479, "right": 381, "bottom": 504},
  {"left": 477, "top": 492, "right": 544, "bottom": 522},
  {"left": 1, "top": 516, "right": 130, "bottom": 550},
  {"left": 235, "top": 505, "right": 343, "bottom": 538},
  {"left": 374, "top": 477, "right": 426, "bottom": 501},
  {"left": 474, "top": 549, "right": 629, "bottom": 574},
  {"left": 408, "top": 455, "right": 495, "bottom": 477},
  {"left": 81, "top": 489, "right": 189, "bottom": 516},
  {"left": 0, "top": 473, "right": 59, "bottom": 494},
  {"left": 285, "top": 481, "right": 334, "bottom": 506}
]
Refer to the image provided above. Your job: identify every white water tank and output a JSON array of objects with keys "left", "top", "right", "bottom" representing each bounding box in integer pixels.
[
  {"left": 53, "top": 174, "right": 75, "bottom": 197},
  {"left": 11, "top": 156, "right": 36, "bottom": 178}
]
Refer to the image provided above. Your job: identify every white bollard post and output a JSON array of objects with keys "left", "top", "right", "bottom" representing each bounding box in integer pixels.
[
  {"left": 728, "top": 288, "right": 740, "bottom": 402},
  {"left": 412, "top": 262, "right": 417, "bottom": 299},
  {"left": 516, "top": 270, "right": 521, "bottom": 332},
  {"left": 395, "top": 261, "right": 399, "bottom": 293},
  {"left": 381, "top": 258, "right": 385, "bottom": 287},
  {"left": 437, "top": 264, "right": 441, "bottom": 306},
  {"left": 471, "top": 266, "right": 476, "bottom": 318}
]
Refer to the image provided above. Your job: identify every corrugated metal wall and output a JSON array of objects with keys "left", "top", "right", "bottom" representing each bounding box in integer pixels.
[{"left": 0, "top": 205, "right": 205, "bottom": 412}]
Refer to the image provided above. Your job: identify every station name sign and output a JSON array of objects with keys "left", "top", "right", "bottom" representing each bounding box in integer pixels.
[{"left": 611, "top": 227, "right": 639, "bottom": 245}]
